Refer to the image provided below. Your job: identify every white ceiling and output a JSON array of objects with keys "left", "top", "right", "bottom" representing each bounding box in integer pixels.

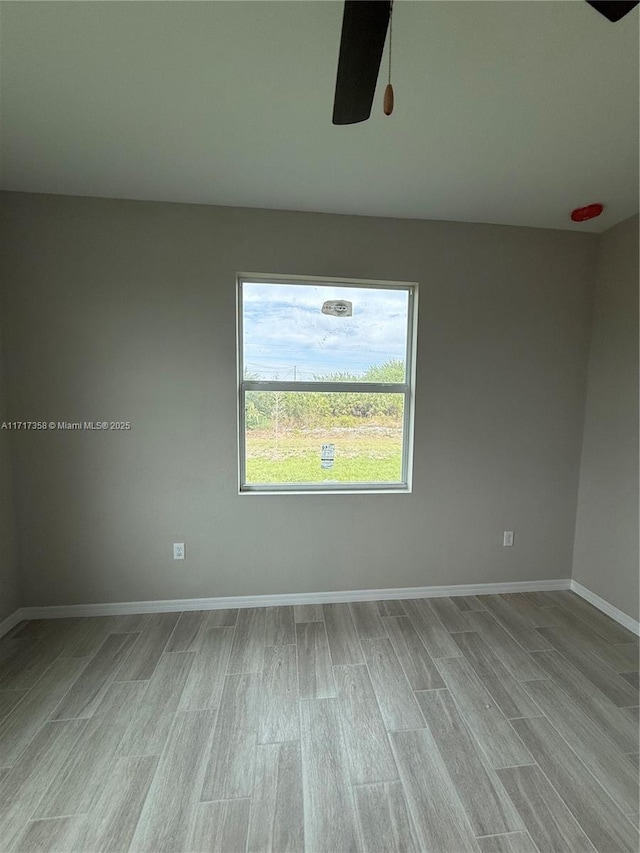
[{"left": 1, "top": 0, "right": 638, "bottom": 232}]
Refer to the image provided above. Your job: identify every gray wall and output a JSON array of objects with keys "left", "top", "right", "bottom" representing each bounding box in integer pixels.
[
  {"left": 0, "top": 332, "right": 20, "bottom": 620},
  {"left": 0, "top": 192, "right": 597, "bottom": 607},
  {"left": 573, "top": 215, "right": 639, "bottom": 621}
]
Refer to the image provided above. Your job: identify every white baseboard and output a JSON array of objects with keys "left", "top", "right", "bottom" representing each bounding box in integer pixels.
[
  {"left": 6, "top": 578, "right": 637, "bottom": 640},
  {"left": 0, "top": 607, "right": 27, "bottom": 639},
  {"left": 16, "top": 578, "right": 571, "bottom": 621},
  {"left": 571, "top": 580, "right": 640, "bottom": 637}
]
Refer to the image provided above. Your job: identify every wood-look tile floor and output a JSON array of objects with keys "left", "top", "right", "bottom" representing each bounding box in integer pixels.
[{"left": 0, "top": 591, "right": 638, "bottom": 852}]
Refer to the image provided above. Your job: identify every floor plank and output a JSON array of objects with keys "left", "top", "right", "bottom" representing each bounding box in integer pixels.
[
  {"left": 115, "top": 613, "right": 180, "bottom": 681},
  {"left": 621, "top": 670, "right": 640, "bottom": 689},
  {"left": 226, "top": 608, "right": 267, "bottom": 674},
  {"left": 2, "top": 622, "right": 44, "bottom": 640},
  {"left": 545, "top": 606, "right": 638, "bottom": 671},
  {"left": 202, "top": 608, "right": 238, "bottom": 627},
  {"left": 0, "top": 720, "right": 87, "bottom": 852},
  {"left": 0, "top": 638, "right": 37, "bottom": 679},
  {"left": 453, "top": 595, "right": 486, "bottom": 611},
  {"left": 72, "top": 755, "right": 159, "bottom": 853},
  {"left": 165, "top": 611, "right": 207, "bottom": 653},
  {"left": 296, "top": 621, "right": 336, "bottom": 700},
  {"left": 360, "top": 637, "right": 425, "bottom": 731},
  {"left": 402, "top": 599, "right": 461, "bottom": 658},
  {"left": 0, "top": 657, "right": 88, "bottom": 768},
  {"left": 478, "top": 596, "right": 553, "bottom": 652},
  {"left": 529, "top": 648, "right": 638, "bottom": 754},
  {"left": 189, "top": 798, "right": 251, "bottom": 853},
  {"left": 248, "top": 742, "right": 304, "bottom": 853},
  {"left": 258, "top": 644, "right": 299, "bottom": 744},
  {"left": 497, "top": 764, "right": 597, "bottom": 853},
  {"left": 415, "top": 688, "right": 523, "bottom": 836},
  {"left": 201, "top": 673, "right": 261, "bottom": 801},
  {"left": 349, "top": 601, "right": 387, "bottom": 639},
  {"left": 33, "top": 681, "right": 147, "bottom": 819},
  {"left": 427, "top": 596, "right": 470, "bottom": 632},
  {"left": 462, "top": 612, "right": 546, "bottom": 681},
  {"left": 118, "top": 651, "right": 196, "bottom": 756},
  {"left": 511, "top": 715, "right": 639, "bottom": 852},
  {"left": 537, "top": 626, "right": 639, "bottom": 707},
  {"left": 49, "top": 632, "right": 139, "bottom": 720},
  {"left": 376, "top": 599, "right": 406, "bottom": 616},
  {"left": 550, "top": 591, "right": 636, "bottom": 645},
  {"left": 333, "top": 664, "right": 398, "bottom": 785},
  {"left": 522, "top": 677, "right": 639, "bottom": 814},
  {"left": 59, "top": 617, "right": 129, "bottom": 658},
  {"left": 109, "top": 614, "right": 152, "bottom": 634},
  {"left": 293, "top": 604, "right": 323, "bottom": 623},
  {"left": 0, "top": 638, "right": 65, "bottom": 692},
  {"left": 435, "top": 656, "right": 534, "bottom": 769},
  {"left": 476, "top": 832, "right": 539, "bottom": 853},
  {"left": 0, "top": 690, "right": 27, "bottom": 723},
  {"left": 451, "top": 631, "right": 542, "bottom": 719},
  {"left": 518, "top": 591, "right": 560, "bottom": 609},
  {"left": 382, "top": 615, "right": 445, "bottom": 691},
  {"left": 389, "top": 728, "right": 481, "bottom": 852},
  {"left": 129, "top": 709, "right": 217, "bottom": 853},
  {"left": 179, "top": 626, "right": 234, "bottom": 711},
  {"left": 498, "top": 594, "right": 559, "bottom": 629},
  {"left": 354, "top": 781, "right": 419, "bottom": 852},
  {"left": 323, "top": 603, "right": 364, "bottom": 665},
  {"left": 265, "top": 606, "right": 295, "bottom": 646},
  {"left": 299, "top": 698, "right": 361, "bottom": 853},
  {"left": 11, "top": 816, "right": 83, "bottom": 852},
  {"left": 609, "top": 643, "right": 639, "bottom": 674}
]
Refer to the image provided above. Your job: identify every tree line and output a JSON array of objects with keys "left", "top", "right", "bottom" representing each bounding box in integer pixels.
[{"left": 245, "top": 359, "right": 405, "bottom": 429}]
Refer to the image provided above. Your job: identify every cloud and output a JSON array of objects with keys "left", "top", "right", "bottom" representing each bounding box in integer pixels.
[{"left": 242, "top": 282, "right": 410, "bottom": 379}]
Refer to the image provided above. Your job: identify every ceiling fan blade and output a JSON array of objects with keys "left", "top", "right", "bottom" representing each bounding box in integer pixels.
[
  {"left": 332, "top": 1, "right": 391, "bottom": 126},
  {"left": 586, "top": 1, "right": 639, "bottom": 21}
]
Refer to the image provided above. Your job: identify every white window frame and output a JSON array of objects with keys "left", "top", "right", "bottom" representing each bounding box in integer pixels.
[{"left": 237, "top": 273, "right": 418, "bottom": 495}]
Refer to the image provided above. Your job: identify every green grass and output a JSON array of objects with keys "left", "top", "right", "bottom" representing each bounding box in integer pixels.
[{"left": 245, "top": 425, "right": 403, "bottom": 484}]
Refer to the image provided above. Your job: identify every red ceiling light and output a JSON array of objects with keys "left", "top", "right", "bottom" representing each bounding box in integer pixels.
[{"left": 570, "top": 203, "right": 604, "bottom": 222}]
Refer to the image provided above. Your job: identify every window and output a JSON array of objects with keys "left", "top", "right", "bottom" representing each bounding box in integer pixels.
[{"left": 237, "top": 274, "right": 417, "bottom": 493}]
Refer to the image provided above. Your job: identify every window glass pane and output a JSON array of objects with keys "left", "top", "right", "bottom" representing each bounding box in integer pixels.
[
  {"left": 242, "top": 282, "right": 409, "bottom": 382},
  {"left": 244, "top": 391, "right": 405, "bottom": 485}
]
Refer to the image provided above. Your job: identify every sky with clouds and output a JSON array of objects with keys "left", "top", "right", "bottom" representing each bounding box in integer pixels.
[{"left": 242, "top": 282, "right": 409, "bottom": 380}]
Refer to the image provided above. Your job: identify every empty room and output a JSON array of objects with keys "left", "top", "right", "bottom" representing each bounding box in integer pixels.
[{"left": 0, "top": 1, "right": 638, "bottom": 852}]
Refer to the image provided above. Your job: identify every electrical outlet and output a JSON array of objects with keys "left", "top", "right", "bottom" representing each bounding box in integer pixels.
[
  {"left": 503, "top": 531, "right": 514, "bottom": 547},
  {"left": 173, "top": 542, "right": 185, "bottom": 560}
]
